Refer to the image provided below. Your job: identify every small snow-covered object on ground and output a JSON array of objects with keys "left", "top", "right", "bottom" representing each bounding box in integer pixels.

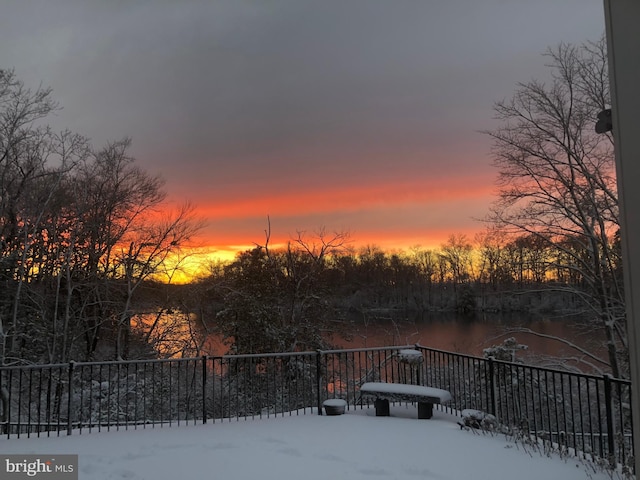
[
  {"left": 323, "top": 398, "right": 347, "bottom": 415},
  {"left": 460, "top": 409, "right": 499, "bottom": 431}
]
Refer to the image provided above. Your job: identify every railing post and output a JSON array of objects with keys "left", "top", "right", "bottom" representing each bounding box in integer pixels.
[
  {"left": 202, "top": 356, "right": 207, "bottom": 424},
  {"left": 67, "top": 361, "right": 75, "bottom": 436},
  {"left": 488, "top": 357, "right": 496, "bottom": 417},
  {"left": 603, "top": 374, "right": 616, "bottom": 465},
  {"left": 0, "top": 370, "right": 8, "bottom": 436},
  {"left": 316, "top": 350, "right": 323, "bottom": 415}
]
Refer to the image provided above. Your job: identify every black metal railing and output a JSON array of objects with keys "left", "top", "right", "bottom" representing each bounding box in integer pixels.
[
  {"left": 0, "top": 345, "right": 633, "bottom": 470},
  {"left": 415, "top": 346, "right": 634, "bottom": 470}
]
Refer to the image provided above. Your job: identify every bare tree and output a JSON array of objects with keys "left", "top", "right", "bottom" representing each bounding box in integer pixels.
[
  {"left": 215, "top": 227, "right": 350, "bottom": 354},
  {"left": 475, "top": 228, "right": 512, "bottom": 290},
  {"left": 1, "top": 70, "right": 203, "bottom": 363},
  {"left": 113, "top": 202, "right": 202, "bottom": 359},
  {"left": 409, "top": 246, "right": 438, "bottom": 308},
  {"left": 439, "top": 234, "right": 475, "bottom": 312},
  {"left": 484, "top": 37, "right": 625, "bottom": 377},
  {"left": 440, "top": 234, "right": 474, "bottom": 284},
  {"left": 0, "top": 69, "right": 84, "bottom": 365},
  {"left": 293, "top": 227, "right": 351, "bottom": 265}
]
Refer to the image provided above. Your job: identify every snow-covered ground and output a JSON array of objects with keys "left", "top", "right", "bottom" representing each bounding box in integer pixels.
[{"left": 1, "top": 405, "right": 613, "bottom": 480}]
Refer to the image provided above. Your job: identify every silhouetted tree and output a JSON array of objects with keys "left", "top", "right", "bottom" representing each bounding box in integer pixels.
[
  {"left": 0, "top": 71, "right": 200, "bottom": 364},
  {"left": 215, "top": 227, "right": 350, "bottom": 354},
  {"left": 485, "top": 37, "right": 625, "bottom": 377}
]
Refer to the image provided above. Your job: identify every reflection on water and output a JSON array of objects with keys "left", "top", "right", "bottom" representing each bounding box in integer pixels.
[
  {"left": 133, "top": 310, "right": 204, "bottom": 358},
  {"left": 329, "top": 312, "right": 607, "bottom": 369}
]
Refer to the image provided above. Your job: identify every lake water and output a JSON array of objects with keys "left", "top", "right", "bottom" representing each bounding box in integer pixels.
[
  {"left": 203, "top": 311, "right": 608, "bottom": 370},
  {"left": 333, "top": 312, "right": 602, "bottom": 356}
]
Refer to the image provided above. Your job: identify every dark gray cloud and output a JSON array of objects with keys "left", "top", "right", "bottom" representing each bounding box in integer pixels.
[{"left": 0, "top": 0, "right": 606, "bottom": 249}]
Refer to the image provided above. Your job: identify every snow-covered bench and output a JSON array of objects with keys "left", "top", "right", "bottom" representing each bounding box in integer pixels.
[{"left": 359, "top": 382, "right": 452, "bottom": 419}]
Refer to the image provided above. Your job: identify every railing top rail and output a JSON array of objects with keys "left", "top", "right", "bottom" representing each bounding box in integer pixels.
[
  {"left": 415, "top": 344, "right": 631, "bottom": 384},
  {"left": 320, "top": 345, "right": 415, "bottom": 354},
  {"left": 0, "top": 351, "right": 320, "bottom": 370},
  {"left": 414, "top": 344, "right": 483, "bottom": 362},
  {"left": 213, "top": 351, "right": 319, "bottom": 360},
  {"left": 489, "top": 356, "right": 632, "bottom": 384},
  {"left": 0, "top": 356, "right": 201, "bottom": 371},
  {"left": 0, "top": 362, "right": 70, "bottom": 371}
]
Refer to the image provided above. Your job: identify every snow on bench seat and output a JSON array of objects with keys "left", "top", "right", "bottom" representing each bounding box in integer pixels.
[{"left": 360, "top": 382, "right": 452, "bottom": 419}]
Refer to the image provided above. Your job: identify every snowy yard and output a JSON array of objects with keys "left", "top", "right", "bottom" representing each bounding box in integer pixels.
[{"left": 0, "top": 405, "right": 615, "bottom": 480}]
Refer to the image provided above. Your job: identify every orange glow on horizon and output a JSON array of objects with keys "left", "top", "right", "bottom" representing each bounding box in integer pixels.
[
  {"left": 160, "top": 175, "right": 496, "bottom": 282},
  {"left": 162, "top": 224, "right": 484, "bottom": 283},
  {"left": 164, "top": 226, "right": 482, "bottom": 283}
]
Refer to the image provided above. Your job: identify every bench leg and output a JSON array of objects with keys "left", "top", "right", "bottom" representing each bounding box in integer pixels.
[
  {"left": 418, "top": 402, "right": 433, "bottom": 419},
  {"left": 374, "top": 398, "right": 390, "bottom": 416}
]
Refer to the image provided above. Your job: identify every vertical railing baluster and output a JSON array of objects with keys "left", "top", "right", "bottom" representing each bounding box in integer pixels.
[
  {"left": 577, "top": 376, "right": 585, "bottom": 454},
  {"left": 211, "top": 357, "right": 217, "bottom": 423},
  {"left": 27, "top": 367, "right": 33, "bottom": 438},
  {"left": 567, "top": 374, "right": 576, "bottom": 452},
  {"left": 488, "top": 357, "right": 496, "bottom": 417},
  {"left": 615, "top": 379, "right": 625, "bottom": 466},
  {"left": 587, "top": 378, "right": 595, "bottom": 457},
  {"left": 167, "top": 362, "right": 172, "bottom": 427},
  {"left": 66, "top": 362, "right": 74, "bottom": 436},
  {"left": 36, "top": 368, "right": 43, "bottom": 437},
  {"left": 16, "top": 368, "right": 23, "bottom": 438},
  {"left": 315, "top": 350, "right": 322, "bottom": 415},
  {"left": 233, "top": 357, "right": 238, "bottom": 420},
  {"left": 282, "top": 356, "right": 287, "bottom": 417},
  {"left": 349, "top": 350, "right": 355, "bottom": 408},
  {"left": 200, "top": 356, "right": 206, "bottom": 424},
  {"left": 125, "top": 362, "right": 131, "bottom": 430},
  {"left": 227, "top": 358, "right": 232, "bottom": 421},
  {"left": 603, "top": 374, "right": 616, "bottom": 465}
]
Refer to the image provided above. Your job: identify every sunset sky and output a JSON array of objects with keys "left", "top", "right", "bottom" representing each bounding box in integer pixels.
[{"left": 1, "top": 1, "right": 606, "bottom": 261}]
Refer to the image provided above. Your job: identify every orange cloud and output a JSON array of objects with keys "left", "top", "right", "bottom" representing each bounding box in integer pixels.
[{"left": 196, "top": 177, "right": 495, "bottom": 220}]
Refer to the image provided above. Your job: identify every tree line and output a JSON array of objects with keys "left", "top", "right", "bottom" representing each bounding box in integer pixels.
[
  {"left": 0, "top": 36, "right": 627, "bottom": 379},
  {"left": 180, "top": 226, "right": 614, "bottom": 355}
]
